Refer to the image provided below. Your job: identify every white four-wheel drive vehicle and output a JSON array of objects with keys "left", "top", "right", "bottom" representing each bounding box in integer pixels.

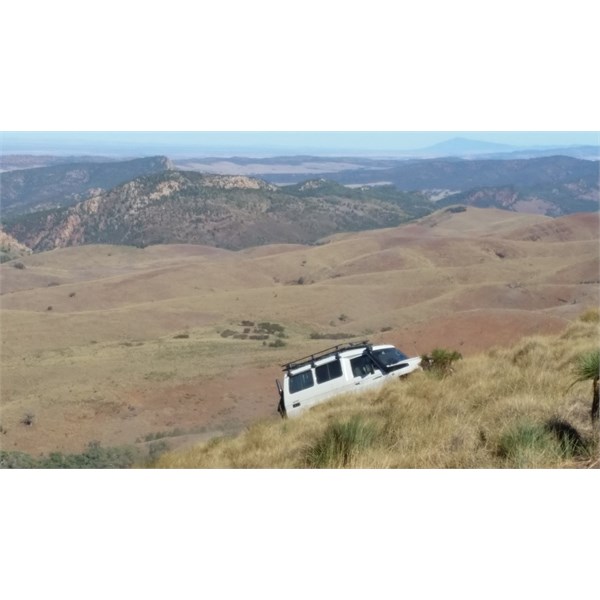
[{"left": 276, "top": 340, "right": 421, "bottom": 418}]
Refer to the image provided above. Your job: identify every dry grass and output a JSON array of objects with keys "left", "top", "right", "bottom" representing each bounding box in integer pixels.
[{"left": 153, "top": 321, "right": 600, "bottom": 468}]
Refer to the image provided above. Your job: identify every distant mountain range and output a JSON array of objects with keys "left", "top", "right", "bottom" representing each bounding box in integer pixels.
[
  {"left": 1, "top": 154, "right": 597, "bottom": 253},
  {"left": 2, "top": 171, "right": 431, "bottom": 252}
]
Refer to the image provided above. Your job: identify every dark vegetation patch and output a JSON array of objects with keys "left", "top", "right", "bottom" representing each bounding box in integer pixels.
[
  {"left": 220, "top": 321, "right": 287, "bottom": 346},
  {"left": 310, "top": 332, "right": 358, "bottom": 341},
  {"left": 0, "top": 441, "right": 138, "bottom": 469}
]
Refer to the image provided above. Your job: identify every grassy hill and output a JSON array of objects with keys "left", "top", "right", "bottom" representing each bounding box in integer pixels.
[
  {"left": 0, "top": 207, "right": 597, "bottom": 462},
  {"left": 152, "top": 317, "right": 599, "bottom": 468}
]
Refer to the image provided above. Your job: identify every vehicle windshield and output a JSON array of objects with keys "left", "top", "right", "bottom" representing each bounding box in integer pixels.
[{"left": 372, "top": 347, "right": 408, "bottom": 366}]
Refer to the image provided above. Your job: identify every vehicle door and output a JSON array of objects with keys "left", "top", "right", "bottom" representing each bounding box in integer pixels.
[{"left": 349, "top": 353, "right": 385, "bottom": 391}]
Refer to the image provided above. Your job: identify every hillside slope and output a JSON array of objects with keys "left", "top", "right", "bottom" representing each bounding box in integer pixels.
[
  {"left": 0, "top": 156, "right": 173, "bottom": 215},
  {"left": 3, "top": 171, "right": 431, "bottom": 251},
  {"left": 1, "top": 207, "right": 597, "bottom": 458},
  {"left": 152, "top": 319, "right": 599, "bottom": 468}
]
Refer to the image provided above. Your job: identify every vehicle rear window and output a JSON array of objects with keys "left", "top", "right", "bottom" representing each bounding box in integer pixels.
[
  {"left": 315, "top": 359, "right": 343, "bottom": 384},
  {"left": 289, "top": 370, "right": 314, "bottom": 394}
]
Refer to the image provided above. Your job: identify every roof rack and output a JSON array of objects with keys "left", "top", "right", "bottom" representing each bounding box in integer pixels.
[{"left": 282, "top": 340, "right": 371, "bottom": 372}]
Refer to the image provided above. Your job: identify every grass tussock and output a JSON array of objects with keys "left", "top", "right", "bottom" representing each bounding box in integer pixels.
[
  {"left": 305, "top": 416, "right": 380, "bottom": 468},
  {"left": 152, "top": 320, "right": 600, "bottom": 469}
]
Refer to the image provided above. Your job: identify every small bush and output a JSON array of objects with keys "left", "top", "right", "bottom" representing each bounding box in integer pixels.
[
  {"left": 240, "top": 320, "right": 255, "bottom": 327},
  {"left": 173, "top": 333, "right": 190, "bottom": 339},
  {"left": 12, "top": 261, "right": 26, "bottom": 270},
  {"left": 421, "top": 348, "right": 462, "bottom": 377},
  {"left": 220, "top": 329, "right": 236, "bottom": 338},
  {"left": 69, "top": 292, "right": 76, "bottom": 298},
  {"left": 20, "top": 413, "right": 35, "bottom": 427},
  {"left": 257, "top": 322, "right": 285, "bottom": 335},
  {"left": 269, "top": 338, "right": 286, "bottom": 348}
]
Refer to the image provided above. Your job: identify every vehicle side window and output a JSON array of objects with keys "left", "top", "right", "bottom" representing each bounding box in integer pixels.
[
  {"left": 315, "top": 359, "right": 343, "bottom": 384},
  {"left": 351, "top": 355, "right": 375, "bottom": 378},
  {"left": 289, "top": 370, "right": 314, "bottom": 394}
]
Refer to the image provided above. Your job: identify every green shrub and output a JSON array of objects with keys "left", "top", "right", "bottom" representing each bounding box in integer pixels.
[{"left": 421, "top": 348, "right": 462, "bottom": 377}]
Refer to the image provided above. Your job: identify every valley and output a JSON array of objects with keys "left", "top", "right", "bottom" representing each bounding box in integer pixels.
[{"left": 1, "top": 207, "right": 597, "bottom": 458}]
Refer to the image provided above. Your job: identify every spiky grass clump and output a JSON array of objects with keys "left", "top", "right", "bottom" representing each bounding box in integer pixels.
[
  {"left": 569, "top": 349, "right": 599, "bottom": 424},
  {"left": 571, "top": 349, "right": 600, "bottom": 383},
  {"left": 305, "top": 416, "right": 379, "bottom": 468}
]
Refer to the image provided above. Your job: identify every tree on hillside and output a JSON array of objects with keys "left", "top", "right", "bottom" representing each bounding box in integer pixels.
[{"left": 569, "top": 350, "right": 600, "bottom": 426}]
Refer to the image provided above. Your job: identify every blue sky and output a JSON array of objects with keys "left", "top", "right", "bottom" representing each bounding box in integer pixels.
[{"left": 1, "top": 131, "right": 598, "bottom": 156}]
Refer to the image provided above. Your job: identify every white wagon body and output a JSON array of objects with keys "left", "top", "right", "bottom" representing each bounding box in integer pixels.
[{"left": 276, "top": 341, "right": 421, "bottom": 418}]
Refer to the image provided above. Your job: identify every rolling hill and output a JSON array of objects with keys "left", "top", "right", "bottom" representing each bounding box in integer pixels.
[{"left": 1, "top": 206, "right": 597, "bottom": 459}]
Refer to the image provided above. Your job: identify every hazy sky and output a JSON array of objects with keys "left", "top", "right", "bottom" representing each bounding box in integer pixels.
[{"left": 1, "top": 131, "right": 598, "bottom": 156}]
